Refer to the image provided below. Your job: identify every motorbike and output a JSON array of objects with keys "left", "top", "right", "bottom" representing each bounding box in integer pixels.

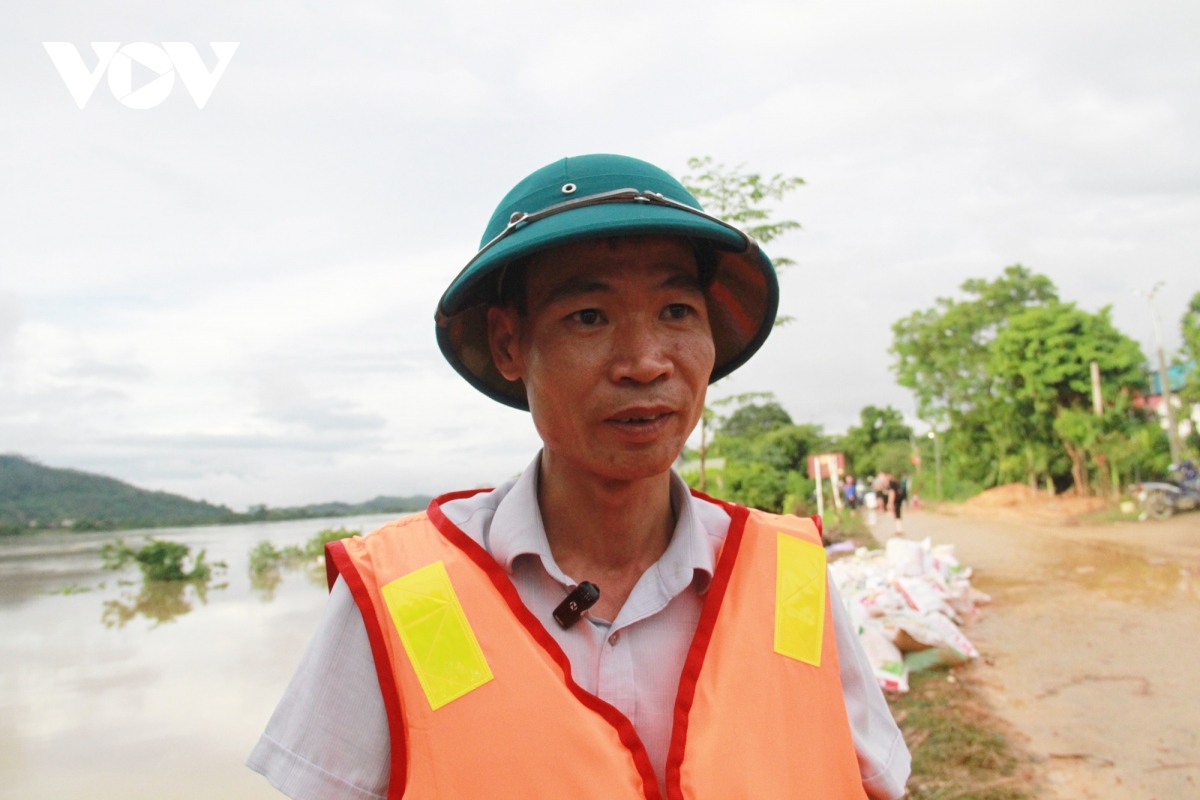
[{"left": 1138, "top": 460, "right": 1200, "bottom": 519}]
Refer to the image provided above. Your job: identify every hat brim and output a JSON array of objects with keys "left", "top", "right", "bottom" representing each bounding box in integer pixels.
[{"left": 437, "top": 202, "right": 779, "bottom": 411}]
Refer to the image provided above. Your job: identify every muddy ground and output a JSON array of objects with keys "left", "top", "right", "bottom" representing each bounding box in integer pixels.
[{"left": 867, "top": 508, "right": 1200, "bottom": 799}]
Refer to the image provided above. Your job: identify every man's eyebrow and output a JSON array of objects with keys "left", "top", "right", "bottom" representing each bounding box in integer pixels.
[
  {"left": 661, "top": 272, "right": 704, "bottom": 292},
  {"left": 539, "top": 277, "right": 614, "bottom": 307}
]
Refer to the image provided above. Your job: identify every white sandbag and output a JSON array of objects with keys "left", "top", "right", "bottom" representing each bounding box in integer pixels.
[
  {"left": 894, "top": 575, "right": 954, "bottom": 618},
  {"left": 886, "top": 537, "right": 927, "bottom": 577},
  {"left": 855, "top": 586, "right": 910, "bottom": 619},
  {"left": 945, "top": 578, "right": 977, "bottom": 616},
  {"left": 892, "top": 611, "right": 979, "bottom": 659},
  {"left": 929, "top": 544, "right": 961, "bottom": 582},
  {"left": 858, "top": 625, "right": 910, "bottom": 693}
]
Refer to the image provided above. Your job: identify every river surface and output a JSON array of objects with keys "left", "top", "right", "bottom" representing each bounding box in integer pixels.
[{"left": 0, "top": 513, "right": 405, "bottom": 800}]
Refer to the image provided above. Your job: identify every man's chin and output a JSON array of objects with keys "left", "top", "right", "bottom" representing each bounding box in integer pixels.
[
  {"left": 543, "top": 432, "right": 686, "bottom": 483},
  {"left": 591, "top": 445, "right": 683, "bottom": 483}
]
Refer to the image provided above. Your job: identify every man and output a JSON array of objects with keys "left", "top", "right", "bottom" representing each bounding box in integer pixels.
[
  {"left": 248, "top": 154, "right": 910, "bottom": 799},
  {"left": 844, "top": 474, "right": 859, "bottom": 509},
  {"left": 874, "top": 472, "right": 906, "bottom": 537}
]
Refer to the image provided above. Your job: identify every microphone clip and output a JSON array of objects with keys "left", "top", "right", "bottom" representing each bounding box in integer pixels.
[{"left": 552, "top": 581, "right": 600, "bottom": 629}]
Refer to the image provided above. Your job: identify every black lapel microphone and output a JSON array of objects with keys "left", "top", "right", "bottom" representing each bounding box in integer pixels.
[{"left": 553, "top": 581, "right": 600, "bottom": 629}]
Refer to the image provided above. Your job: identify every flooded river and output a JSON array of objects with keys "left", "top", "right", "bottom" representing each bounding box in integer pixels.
[{"left": 0, "top": 513, "right": 405, "bottom": 800}]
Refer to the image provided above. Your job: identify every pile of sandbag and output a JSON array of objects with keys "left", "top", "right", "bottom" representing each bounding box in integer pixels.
[{"left": 829, "top": 538, "right": 990, "bottom": 693}]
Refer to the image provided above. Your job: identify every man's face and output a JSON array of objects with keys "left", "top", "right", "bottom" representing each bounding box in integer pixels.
[{"left": 487, "top": 235, "right": 715, "bottom": 482}]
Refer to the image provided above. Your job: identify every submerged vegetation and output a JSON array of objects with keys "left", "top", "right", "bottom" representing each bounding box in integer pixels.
[
  {"left": 102, "top": 579, "right": 222, "bottom": 629},
  {"left": 99, "top": 537, "right": 228, "bottom": 628},
  {"left": 248, "top": 527, "right": 355, "bottom": 598},
  {"left": 101, "top": 537, "right": 219, "bottom": 582}
]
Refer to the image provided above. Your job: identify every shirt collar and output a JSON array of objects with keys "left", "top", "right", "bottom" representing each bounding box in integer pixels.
[{"left": 488, "top": 452, "right": 717, "bottom": 594}]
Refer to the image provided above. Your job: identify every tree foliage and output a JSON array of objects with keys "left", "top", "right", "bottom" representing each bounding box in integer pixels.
[
  {"left": 840, "top": 405, "right": 914, "bottom": 477},
  {"left": 891, "top": 265, "right": 1058, "bottom": 424},
  {"left": 1182, "top": 290, "right": 1200, "bottom": 405},
  {"left": 720, "top": 400, "right": 794, "bottom": 438},
  {"left": 891, "top": 266, "right": 1167, "bottom": 496},
  {"left": 688, "top": 394, "right": 827, "bottom": 515},
  {"left": 680, "top": 156, "right": 805, "bottom": 260},
  {"left": 989, "top": 303, "right": 1147, "bottom": 493}
]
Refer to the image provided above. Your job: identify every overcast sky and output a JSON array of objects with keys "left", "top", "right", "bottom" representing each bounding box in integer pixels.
[{"left": 2, "top": 1, "right": 1198, "bottom": 509}]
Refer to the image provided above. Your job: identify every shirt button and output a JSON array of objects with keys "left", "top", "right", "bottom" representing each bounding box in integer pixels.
[{"left": 608, "top": 632, "right": 619, "bottom": 646}]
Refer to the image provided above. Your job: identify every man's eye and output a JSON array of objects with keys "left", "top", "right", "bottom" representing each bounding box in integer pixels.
[
  {"left": 572, "top": 309, "right": 603, "bottom": 325},
  {"left": 663, "top": 304, "right": 692, "bottom": 320}
]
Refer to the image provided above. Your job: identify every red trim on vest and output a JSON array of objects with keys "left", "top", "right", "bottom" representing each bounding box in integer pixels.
[
  {"left": 663, "top": 490, "right": 751, "bottom": 800},
  {"left": 811, "top": 513, "right": 823, "bottom": 538},
  {"left": 325, "top": 539, "right": 410, "bottom": 800},
  {"left": 325, "top": 545, "right": 339, "bottom": 591},
  {"left": 426, "top": 492, "right": 664, "bottom": 800}
]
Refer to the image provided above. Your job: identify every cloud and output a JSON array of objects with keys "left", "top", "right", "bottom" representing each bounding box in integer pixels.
[
  {"left": 0, "top": 295, "right": 21, "bottom": 377},
  {"left": 4, "top": 0, "right": 1198, "bottom": 505}
]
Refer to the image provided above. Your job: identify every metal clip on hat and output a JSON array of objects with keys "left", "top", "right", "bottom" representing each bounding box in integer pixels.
[{"left": 435, "top": 153, "right": 781, "bottom": 410}]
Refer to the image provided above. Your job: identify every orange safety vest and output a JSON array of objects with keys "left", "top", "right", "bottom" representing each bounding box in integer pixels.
[{"left": 326, "top": 489, "right": 868, "bottom": 800}]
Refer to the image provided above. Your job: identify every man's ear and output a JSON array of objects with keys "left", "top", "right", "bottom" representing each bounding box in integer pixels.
[{"left": 487, "top": 305, "right": 524, "bottom": 382}]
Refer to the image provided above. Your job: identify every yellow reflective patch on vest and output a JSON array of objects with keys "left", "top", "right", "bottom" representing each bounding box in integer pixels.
[
  {"left": 381, "top": 561, "right": 494, "bottom": 710},
  {"left": 773, "top": 532, "right": 826, "bottom": 666}
]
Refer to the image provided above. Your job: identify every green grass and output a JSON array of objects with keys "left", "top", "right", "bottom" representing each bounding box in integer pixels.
[
  {"left": 889, "top": 665, "right": 1036, "bottom": 799},
  {"left": 821, "top": 507, "right": 876, "bottom": 549}
]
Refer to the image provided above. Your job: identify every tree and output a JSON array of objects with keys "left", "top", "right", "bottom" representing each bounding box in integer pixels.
[
  {"left": 839, "top": 405, "right": 913, "bottom": 477},
  {"left": 680, "top": 157, "right": 805, "bottom": 260},
  {"left": 889, "top": 266, "right": 1060, "bottom": 495},
  {"left": 689, "top": 394, "right": 832, "bottom": 514},
  {"left": 1182, "top": 291, "right": 1200, "bottom": 405},
  {"left": 988, "top": 303, "right": 1147, "bottom": 494},
  {"left": 721, "top": 400, "right": 793, "bottom": 438},
  {"left": 891, "top": 265, "right": 1058, "bottom": 424}
]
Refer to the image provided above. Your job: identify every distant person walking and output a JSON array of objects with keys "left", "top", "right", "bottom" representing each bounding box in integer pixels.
[{"left": 873, "top": 472, "right": 906, "bottom": 536}]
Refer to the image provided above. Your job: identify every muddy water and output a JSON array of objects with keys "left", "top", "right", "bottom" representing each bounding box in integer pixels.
[
  {"left": 0, "top": 514, "right": 403, "bottom": 800},
  {"left": 876, "top": 510, "right": 1200, "bottom": 799}
]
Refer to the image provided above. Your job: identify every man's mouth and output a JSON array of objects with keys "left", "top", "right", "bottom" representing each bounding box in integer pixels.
[
  {"left": 613, "top": 412, "right": 669, "bottom": 424},
  {"left": 604, "top": 406, "right": 677, "bottom": 441}
]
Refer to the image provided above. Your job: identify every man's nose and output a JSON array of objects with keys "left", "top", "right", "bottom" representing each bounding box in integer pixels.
[{"left": 609, "top": 319, "right": 673, "bottom": 385}]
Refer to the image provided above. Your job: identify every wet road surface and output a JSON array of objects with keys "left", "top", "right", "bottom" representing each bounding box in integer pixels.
[{"left": 870, "top": 508, "right": 1200, "bottom": 799}]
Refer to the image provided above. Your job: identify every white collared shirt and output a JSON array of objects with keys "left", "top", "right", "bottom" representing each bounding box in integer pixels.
[{"left": 248, "top": 454, "right": 910, "bottom": 800}]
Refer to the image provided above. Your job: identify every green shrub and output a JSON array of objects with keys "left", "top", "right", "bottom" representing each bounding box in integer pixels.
[
  {"left": 248, "top": 527, "right": 355, "bottom": 578},
  {"left": 101, "top": 538, "right": 215, "bottom": 582}
]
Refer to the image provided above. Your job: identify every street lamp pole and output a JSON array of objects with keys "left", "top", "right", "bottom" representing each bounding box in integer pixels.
[{"left": 1141, "top": 283, "right": 1183, "bottom": 466}]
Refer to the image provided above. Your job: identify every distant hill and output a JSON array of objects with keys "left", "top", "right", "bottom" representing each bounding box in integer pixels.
[
  {"left": 275, "top": 496, "right": 432, "bottom": 518},
  {"left": 0, "top": 455, "right": 430, "bottom": 534},
  {"left": 0, "top": 455, "right": 235, "bottom": 530}
]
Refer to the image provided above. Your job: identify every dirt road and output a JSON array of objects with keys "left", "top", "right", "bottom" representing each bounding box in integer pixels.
[{"left": 868, "top": 508, "right": 1200, "bottom": 799}]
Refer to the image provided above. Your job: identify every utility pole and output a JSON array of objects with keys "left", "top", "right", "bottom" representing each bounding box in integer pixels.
[{"left": 1140, "top": 283, "right": 1183, "bottom": 465}]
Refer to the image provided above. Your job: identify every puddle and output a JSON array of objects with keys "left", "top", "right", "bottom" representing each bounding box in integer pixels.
[{"left": 1049, "top": 540, "right": 1200, "bottom": 605}]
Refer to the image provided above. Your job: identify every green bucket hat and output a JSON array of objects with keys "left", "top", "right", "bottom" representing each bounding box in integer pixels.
[{"left": 435, "top": 153, "right": 779, "bottom": 410}]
